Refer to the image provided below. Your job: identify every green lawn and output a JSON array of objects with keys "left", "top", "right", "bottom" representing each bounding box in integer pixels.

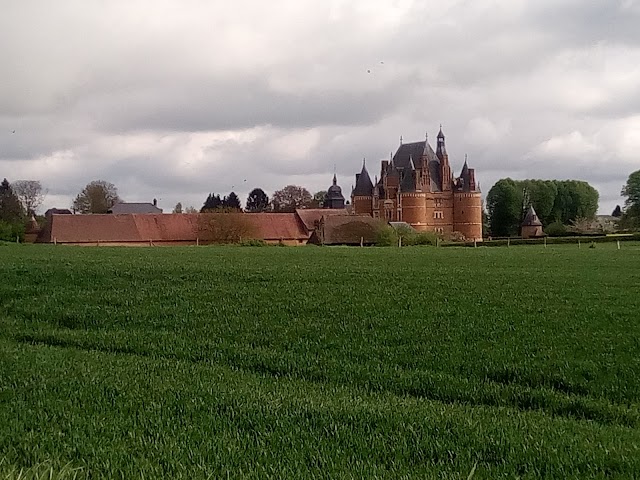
[{"left": 1, "top": 243, "right": 640, "bottom": 478}]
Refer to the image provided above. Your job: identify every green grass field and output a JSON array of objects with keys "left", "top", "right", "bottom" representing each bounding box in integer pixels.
[{"left": 1, "top": 243, "right": 640, "bottom": 479}]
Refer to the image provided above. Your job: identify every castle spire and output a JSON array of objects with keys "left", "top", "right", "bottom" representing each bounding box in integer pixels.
[{"left": 436, "top": 125, "right": 447, "bottom": 161}]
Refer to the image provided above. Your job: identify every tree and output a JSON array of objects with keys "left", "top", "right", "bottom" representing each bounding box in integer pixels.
[
  {"left": 201, "top": 193, "right": 222, "bottom": 212},
  {"left": 13, "top": 180, "right": 46, "bottom": 215},
  {"left": 486, "top": 179, "right": 522, "bottom": 236},
  {"left": 223, "top": 192, "right": 242, "bottom": 211},
  {"left": 245, "top": 188, "right": 270, "bottom": 212},
  {"left": 73, "top": 180, "right": 120, "bottom": 214},
  {"left": 0, "top": 179, "right": 26, "bottom": 242},
  {"left": 173, "top": 202, "right": 183, "bottom": 214},
  {"left": 621, "top": 170, "right": 640, "bottom": 229},
  {"left": 309, "top": 191, "right": 327, "bottom": 209},
  {"left": 612, "top": 205, "right": 622, "bottom": 217},
  {"left": 197, "top": 213, "right": 258, "bottom": 244},
  {"left": 184, "top": 206, "right": 198, "bottom": 214},
  {"left": 271, "top": 185, "right": 312, "bottom": 212}
]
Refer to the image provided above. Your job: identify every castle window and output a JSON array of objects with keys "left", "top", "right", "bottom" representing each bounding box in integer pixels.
[{"left": 433, "top": 211, "right": 443, "bottom": 219}]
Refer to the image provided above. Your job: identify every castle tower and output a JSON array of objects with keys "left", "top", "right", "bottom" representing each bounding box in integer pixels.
[
  {"left": 436, "top": 127, "right": 452, "bottom": 191},
  {"left": 399, "top": 156, "right": 428, "bottom": 229},
  {"left": 352, "top": 160, "right": 374, "bottom": 215},
  {"left": 324, "top": 174, "right": 345, "bottom": 209},
  {"left": 453, "top": 155, "right": 483, "bottom": 241}
]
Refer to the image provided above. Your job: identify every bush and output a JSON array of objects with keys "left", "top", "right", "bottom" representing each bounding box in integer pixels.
[
  {"left": 412, "top": 231, "right": 439, "bottom": 246},
  {"left": 239, "top": 239, "right": 268, "bottom": 247},
  {"left": 375, "top": 225, "right": 398, "bottom": 246},
  {"left": 0, "top": 221, "right": 24, "bottom": 242},
  {"left": 545, "top": 222, "right": 567, "bottom": 237}
]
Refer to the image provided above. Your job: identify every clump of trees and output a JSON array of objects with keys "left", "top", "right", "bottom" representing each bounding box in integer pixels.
[
  {"left": 201, "top": 192, "right": 242, "bottom": 212},
  {"left": 486, "top": 179, "right": 599, "bottom": 236}
]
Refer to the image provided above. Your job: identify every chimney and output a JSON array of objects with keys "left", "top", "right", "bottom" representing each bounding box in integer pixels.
[{"left": 153, "top": 198, "right": 157, "bottom": 207}]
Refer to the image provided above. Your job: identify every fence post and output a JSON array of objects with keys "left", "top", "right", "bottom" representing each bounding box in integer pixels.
[
  {"left": 578, "top": 240, "right": 581, "bottom": 249},
  {"left": 507, "top": 238, "right": 510, "bottom": 247},
  {"left": 360, "top": 236, "right": 363, "bottom": 247},
  {"left": 617, "top": 240, "right": 621, "bottom": 250},
  {"left": 544, "top": 237, "right": 547, "bottom": 248}
]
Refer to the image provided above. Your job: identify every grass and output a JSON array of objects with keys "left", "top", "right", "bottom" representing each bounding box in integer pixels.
[{"left": 1, "top": 243, "right": 640, "bottom": 478}]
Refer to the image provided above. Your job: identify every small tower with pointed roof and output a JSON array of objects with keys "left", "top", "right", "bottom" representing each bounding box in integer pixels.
[
  {"left": 351, "top": 159, "right": 374, "bottom": 215},
  {"left": 325, "top": 174, "right": 345, "bottom": 209},
  {"left": 521, "top": 205, "right": 544, "bottom": 238}
]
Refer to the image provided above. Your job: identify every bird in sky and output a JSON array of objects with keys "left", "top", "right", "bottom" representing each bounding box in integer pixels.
[{"left": 11, "top": 130, "right": 15, "bottom": 134}]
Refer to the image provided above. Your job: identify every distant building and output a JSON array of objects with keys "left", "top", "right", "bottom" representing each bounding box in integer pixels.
[
  {"left": 109, "top": 199, "right": 162, "bottom": 214},
  {"left": 45, "top": 208, "right": 72, "bottom": 216},
  {"left": 352, "top": 128, "right": 482, "bottom": 241},
  {"left": 521, "top": 206, "right": 544, "bottom": 238},
  {"left": 324, "top": 174, "right": 345, "bottom": 209}
]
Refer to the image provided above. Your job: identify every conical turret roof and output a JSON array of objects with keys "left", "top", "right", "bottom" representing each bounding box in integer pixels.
[
  {"left": 522, "top": 205, "right": 542, "bottom": 226},
  {"left": 352, "top": 161, "right": 374, "bottom": 196}
]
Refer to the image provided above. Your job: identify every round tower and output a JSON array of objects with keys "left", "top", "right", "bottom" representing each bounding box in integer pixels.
[
  {"left": 453, "top": 192, "right": 483, "bottom": 241},
  {"left": 401, "top": 193, "right": 427, "bottom": 230}
]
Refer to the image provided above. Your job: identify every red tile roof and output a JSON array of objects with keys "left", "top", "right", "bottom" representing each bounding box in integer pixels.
[{"left": 42, "top": 213, "right": 309, "bottom": 244}]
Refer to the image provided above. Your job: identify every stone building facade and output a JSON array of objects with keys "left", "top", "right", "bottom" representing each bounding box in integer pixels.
[{"left": 351, "top": 128, "right": 483, "bottom": 241}]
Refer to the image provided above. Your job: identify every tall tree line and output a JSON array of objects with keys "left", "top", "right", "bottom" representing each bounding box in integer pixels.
[{"left": 486, "top": 179, "right": 599, "bottom": 236}]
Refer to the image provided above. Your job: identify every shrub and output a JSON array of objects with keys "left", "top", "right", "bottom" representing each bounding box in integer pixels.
[
  {"left": 412, "top": 231, "right": 439, "bottom": 246},
  {"left": 239, "top": 239, "right": 268, "bottom": 247},
  {"left": 375, "top": 225, "right": 398, "bottom": 246},
  {"left": 0, "top": 221, "right": 24, "bottom": 242},
  {"left": 545, "top": 222, "right": 567, "bottom": 237}
]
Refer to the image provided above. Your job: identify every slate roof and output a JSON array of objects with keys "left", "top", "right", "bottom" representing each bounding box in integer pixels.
[
  {"left": 392, "top": 141, "right": 442, "bottom": 191},
  {"left": 41, "top": 213, "right": 309, "bottom": 244},
  {"left": 522, "top": 206, "right": 543, "bottom": 227},
  {"left": 109, "top": 202, "right": 163, "bottom": 214},
  {"left": 353, "top": 163, "right": 374, "bottom": 196}
]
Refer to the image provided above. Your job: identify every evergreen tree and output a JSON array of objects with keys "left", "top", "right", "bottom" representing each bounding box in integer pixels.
[
  {"left": 201, "top": 193, "right": 222, "bottom": 212},
  {"left": 223, "top": 192, "right": 242, "bottom": 211},
  {"left": 612, "top": 205, "right": 622, "bottom": 217},
  {"left": 245, "top": 188, "right": 270, "bottom": 212},
  {"left": 0, "top": 178, "right": 25, "bottom": 223}
]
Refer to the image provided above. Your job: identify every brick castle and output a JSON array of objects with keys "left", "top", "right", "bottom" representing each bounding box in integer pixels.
[{"left": 351, "top": 128, "right": 483, "bottom": 241}]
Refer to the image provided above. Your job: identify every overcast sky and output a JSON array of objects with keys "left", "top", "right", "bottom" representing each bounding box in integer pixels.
[{"left": 2, "top": 0, "right": 639, "bottom": 214}]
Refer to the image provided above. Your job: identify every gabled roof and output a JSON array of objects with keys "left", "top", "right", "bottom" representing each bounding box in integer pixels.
[
  {"left": 309, "top": 215, "right": 383, "bottom": 245},
  {"left": 41, "top": 213, "right": 309, "bottom": 243},
  {"left": 522, "top": 206, "right": 543, "bottom": 227},
  {"left": 295, "top": 208, "right": 349, "bottom": 232},
  {"left": 109, "top": 202, "right": 163, "bottom": 214}
]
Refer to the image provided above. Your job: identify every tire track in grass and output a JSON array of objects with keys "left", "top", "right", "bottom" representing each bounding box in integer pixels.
[{"left": 13, "top": 333, "right": 640, "bottom": 429}]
